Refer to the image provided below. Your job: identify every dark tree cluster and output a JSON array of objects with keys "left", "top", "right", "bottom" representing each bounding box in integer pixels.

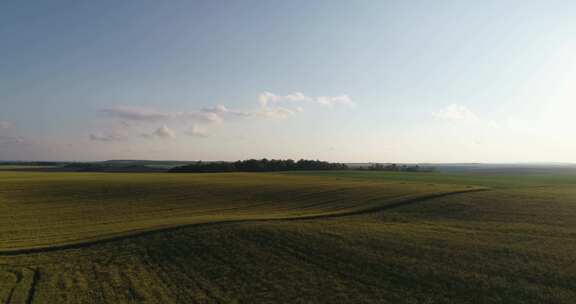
[
  {"left": 0, "top": 161, "right": 70, "bottom": 166},
  {"left": 61, "top": 162, "right": 165, "bottom": 172},
  {"left": 360, "top": 163, "right": 434, "bottom": 172},
  {"left": 169, "top": 159, "right": 348, "bottom": 173}
]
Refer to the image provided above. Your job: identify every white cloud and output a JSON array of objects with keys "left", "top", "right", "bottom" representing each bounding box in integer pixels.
[
  {"left": 201, "top": 105, "right": 229, "bottom": 114},
  {"left": 201, "top": 105, "right": 251, "bottom": 117},
  {"left": 89, "top": 133, "right": 126, "bottom": 142},
  {"left": 433, "top": 104, "right": 479, "bottom": 122},
  {"left": 142, "top": 125, "right": 176, "bottom": 139},
  {"left": 258, "top": 92, "right": 277, "bottom": 108},
  {"left": 285, "top": 92, "right": 314, "bottom": 102},
  {"left": 101, "top": 106, "right": 169, "bottom": 122},
  {"left": 316, "top": 95, "right": 355, "bottom": 107},
  {"left": 185, "top": 111, "right": 222, "bottom": 124},
  {"left": 258, "top": 91, "right": 354, "bottom": 108},
  {"left": 254, "top": 91, "right": 353, "bottom": 120},
  {"left": 101, "top": 106, "right": 222, "bottom": 124},
  {"left": 185, "top": 125, "right": 209, "bottom": 138},
  {"left": 258, "top": 107, "right": 295, "bottom": 119},
  {"left": 154, "top": 125, "right": 176, "bottom": 139}
]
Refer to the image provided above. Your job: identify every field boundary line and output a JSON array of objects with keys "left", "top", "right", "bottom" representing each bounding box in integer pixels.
[{"left": 0, "top": 187, "right": 489, "bottom": 256}]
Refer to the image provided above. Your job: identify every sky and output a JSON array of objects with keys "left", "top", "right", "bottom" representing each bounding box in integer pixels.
[{"left": 1, "top": 0, "right": 576, "bottom": 162}]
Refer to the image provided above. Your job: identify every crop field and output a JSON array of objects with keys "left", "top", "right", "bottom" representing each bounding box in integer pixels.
[
  {"left": 0, "top": 172, "right": 476, "bottom": 252},
  {"left": 0, "top": 170, "right": 575, "bottom": 303}
]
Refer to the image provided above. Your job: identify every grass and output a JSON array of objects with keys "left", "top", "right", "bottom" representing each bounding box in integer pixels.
[
  {"left": 0, "top": 171, "right": 472, "bottom": 252},
  {"left": 0, "top": 170, "right": 575, "bottom": 303},
  {"left": 282, "top": 170, "right": 576, "bottom": 188}
]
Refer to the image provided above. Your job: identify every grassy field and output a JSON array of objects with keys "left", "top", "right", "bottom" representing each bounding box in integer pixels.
[
  {"left": 283, "top": 169, "right": 576, "bottom": 188},
  {"left": 0, "top": 172, "right": 475, "bottom": 252},
  {"left": 0, "top": 165, "right": 57, "bottom": 171},
  {"left": 0, "top": 170, "right": 575, "bottom": 303}
]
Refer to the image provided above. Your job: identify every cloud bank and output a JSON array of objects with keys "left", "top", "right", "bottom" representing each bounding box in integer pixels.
[
  {"left": 258, "top": 92, "right": 355, "bottom": 108},
  {"left": 101, "top": 106, "right": 222, "bottom": 124},
  {"left": 93, "top": 91, "right": 354, "bottom": 141},
  {"left": 89, "top": 133, "right": 126, "bottom": 142}
]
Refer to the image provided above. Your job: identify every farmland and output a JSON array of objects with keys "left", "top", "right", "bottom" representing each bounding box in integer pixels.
[{"left": 1, "top": 170, "right": 575, "bottom": 303}]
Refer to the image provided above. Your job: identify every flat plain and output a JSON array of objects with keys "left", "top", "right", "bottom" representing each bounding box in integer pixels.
[{"left": 1, "top": 170, "right": 575, "bottom": 303}]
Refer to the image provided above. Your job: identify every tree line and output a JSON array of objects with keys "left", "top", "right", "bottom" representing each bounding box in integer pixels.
[
  {"left": 359, "top": 163, "right": 435, "bottom": 172},
  {"left": 169, "top": 159, "right": 348, "bottom": 173}
]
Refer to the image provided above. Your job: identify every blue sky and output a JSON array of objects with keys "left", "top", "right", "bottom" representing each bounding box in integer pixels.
[{"left": 1, "top": 0, "right": 575, "bottom": 162}]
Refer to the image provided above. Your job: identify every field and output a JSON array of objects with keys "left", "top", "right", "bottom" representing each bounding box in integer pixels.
[{"left": 0, "top": 170, "right": 575, "bottom": 303}]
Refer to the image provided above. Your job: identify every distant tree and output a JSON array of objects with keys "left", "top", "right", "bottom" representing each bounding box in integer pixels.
[
  {"left": 169, "top": 159, "right": 349, "bottom": 173},
  {"left": 362, "top": 163, "right": 432, "bottom": 173}
]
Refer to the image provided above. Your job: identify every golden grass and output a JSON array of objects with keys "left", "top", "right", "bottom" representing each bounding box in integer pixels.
[{"left": 0, "top": 171, "right": 474, "bottom": 252}]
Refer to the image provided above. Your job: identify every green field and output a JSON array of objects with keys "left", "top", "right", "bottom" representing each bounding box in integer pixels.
[
  {"left": 0, "top": 165, "right": 57, "bottom": 171},
  {"left": 0, "top": 170, "right": 575, "bottom": 303}
]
